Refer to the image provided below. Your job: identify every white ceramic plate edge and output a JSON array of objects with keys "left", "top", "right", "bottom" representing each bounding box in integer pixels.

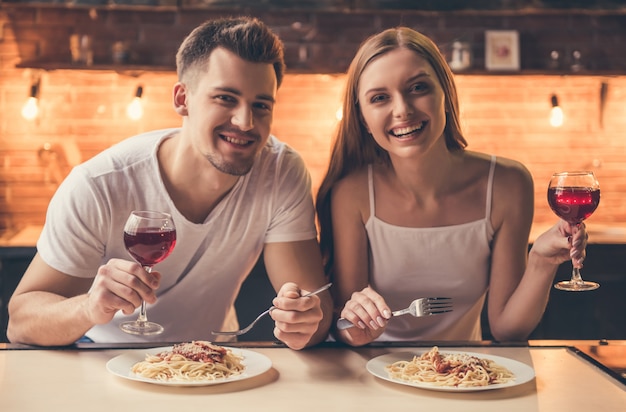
[
  {"left": 106, "top": 346, "right": 272, "bottom": 386},
  {"left": 366, "top": 350, "right": 535, "bottom": 392}
]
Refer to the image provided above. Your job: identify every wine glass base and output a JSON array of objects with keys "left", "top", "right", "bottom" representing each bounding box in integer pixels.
[
  {"left": 119, "top": 321, "right": 164, "bottom": 335},
  {"left": 554, "top": 280, "right": 600, "bottom": 292}
]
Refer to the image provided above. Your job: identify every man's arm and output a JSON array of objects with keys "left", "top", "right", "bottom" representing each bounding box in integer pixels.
[
  {"left": 7, "top": 253, "right": 160, "bottom": 346},
  {"left": 7, "top": 254, "right": 95, "bottom": 345},
  {"left": 263, "top": 239, "right": 332, "bottom": 350}
]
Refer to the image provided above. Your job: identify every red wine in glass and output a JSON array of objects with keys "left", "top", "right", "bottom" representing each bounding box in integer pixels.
[
  {"left": 120, "top": 211, "right": 176, "bottom": 335},
  {"left": 547, "top": 187, "right": 601, "bottom": 224},
  {"left": 547, "top": 171, "right": 600, "bottom": 291},
  {"left": 124, "top": 229, "right": 176, "bottom": 267}
]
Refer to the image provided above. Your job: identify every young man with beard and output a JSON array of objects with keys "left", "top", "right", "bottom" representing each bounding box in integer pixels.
[{"left": 8, "top": 17, "right": 331, "bottom": 350}]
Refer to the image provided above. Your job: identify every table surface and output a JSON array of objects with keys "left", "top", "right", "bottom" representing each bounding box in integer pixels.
[{"left": 1, "top": 341, "right": 624, "bottom": 412}]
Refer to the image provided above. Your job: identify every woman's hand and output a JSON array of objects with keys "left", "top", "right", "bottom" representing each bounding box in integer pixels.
[
  {"left": 336, "top": 286, "right": 391, "bottom": 346},
  {"left": 532, "top": 220, "right": 588, "bottom": 268}
]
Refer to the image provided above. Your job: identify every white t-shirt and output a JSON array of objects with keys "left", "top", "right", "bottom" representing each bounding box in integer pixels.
[{"left": 37, "top": 128, "right": 317, "bottom": 343}]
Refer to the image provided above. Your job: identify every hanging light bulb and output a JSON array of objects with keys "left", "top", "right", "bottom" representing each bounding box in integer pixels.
[
  {"left": 126, "top": 85, "right": 144, "bottom": 120},
  {"left": 21, "top": 79, "right": 41, "bottom": 121},
  {"left": 549, "top": 94, "right": 564, "bottom": 128}
]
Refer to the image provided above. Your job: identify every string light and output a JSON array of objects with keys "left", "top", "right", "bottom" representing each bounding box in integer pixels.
[
  {"left": 549, "top": 94, "right": 564, "bottom": 127},
  {"left": 126, "top": 85, "right": 144, "bottom": 120}
]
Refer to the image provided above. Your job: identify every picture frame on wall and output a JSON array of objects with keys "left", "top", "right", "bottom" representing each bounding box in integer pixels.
[{"left": 485, "top": 30, "right": 520, "bottom": 71}]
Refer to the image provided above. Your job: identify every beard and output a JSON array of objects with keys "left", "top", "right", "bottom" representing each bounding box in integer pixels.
[{"left": 206, "top": 151, "right": 255, "bottom": 176}]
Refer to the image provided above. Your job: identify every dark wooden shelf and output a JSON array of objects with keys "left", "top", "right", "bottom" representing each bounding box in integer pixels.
[
  {"left": 1, "top": 2, "right": 179, "bottom": 12},
  {"left": 449, "top": 69, "right": 625, "bottom": 76},
  {"left": 15, "top": 61, "right": 625, "bottom": 77},
  {"left": 4, "top": 0, "right": 626, "bottom": 14},
  {"left": 15, "top": 62, "right": 175, "bottom": 75}
]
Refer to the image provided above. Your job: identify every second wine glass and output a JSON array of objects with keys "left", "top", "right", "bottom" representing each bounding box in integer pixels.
[
  {"left": 547, "top": 171, "right": 600, "bottom": 291},
  {"left": 120, "top": 210, "right": 177, "bottom": 335}
]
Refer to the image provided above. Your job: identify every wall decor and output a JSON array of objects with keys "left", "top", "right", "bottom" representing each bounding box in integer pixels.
[{"left": 485, "top": 30, "right": 520, "bottom": 71}]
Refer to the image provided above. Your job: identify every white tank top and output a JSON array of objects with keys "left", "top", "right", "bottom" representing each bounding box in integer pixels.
[{"left": 365, "top": 156, "right": 496, "bottom": 341}]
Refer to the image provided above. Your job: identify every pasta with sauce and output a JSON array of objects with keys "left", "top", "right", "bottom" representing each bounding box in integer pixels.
[
  {"left": 131, "top": 341, "right": 244, "bottom": 382},
  {"left": 385, "top": 346, "right": 515, "bottom": 387}
]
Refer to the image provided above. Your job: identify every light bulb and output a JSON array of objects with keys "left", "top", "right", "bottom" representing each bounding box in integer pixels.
[
  {"left": 22, "top": 79, "right": 41, "bottom": 120},
  {"left": 550, "top": 106, "right": 564, "bottom": 127},
  {"left": 549, "top": 94, "right": 564, "bottom": 128},
  {"left": 21, "top": 96, "right": 39, "bottom": 120},
  {"left": 126, "top": 86, "right": 144, "bottom": 120},
  {"left": 126, "top": 97, "right": 143, "bottom": 120}
]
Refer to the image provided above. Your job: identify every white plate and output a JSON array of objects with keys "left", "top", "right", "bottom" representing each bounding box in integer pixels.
[
  {"left": 366, "top": 350, "right": 535, "bottom": 392},
  {"left": 106, "top": 346, "right": 272, "bottom": 386}
]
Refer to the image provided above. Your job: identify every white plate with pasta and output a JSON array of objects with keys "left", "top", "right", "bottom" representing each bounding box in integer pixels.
[
  {"left": 106, "top": 343, "right": 272, "bottom": 386},
  {"left": 366, "top": 347, "right": 535, "bottom": 392}
]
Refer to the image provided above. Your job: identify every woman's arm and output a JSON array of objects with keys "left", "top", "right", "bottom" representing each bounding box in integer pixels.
[
  {"left": 486, "top": 161, "right": 586, "bottom": 341},
  {"left": 330, "top": 174, "right": 390, "bottom": 346}
]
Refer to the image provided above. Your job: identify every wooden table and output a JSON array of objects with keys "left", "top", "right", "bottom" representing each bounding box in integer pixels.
[{"left": 1, "top": 341, "right": 624, "bottom": 412}]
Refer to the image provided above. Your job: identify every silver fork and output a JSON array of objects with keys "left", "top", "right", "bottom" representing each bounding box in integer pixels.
[
  {"left": 336, "top": 297, "right": 453, "bottom": 330},
  {"left": 211, "top": 282, "right": 332, "bottom": 336}
]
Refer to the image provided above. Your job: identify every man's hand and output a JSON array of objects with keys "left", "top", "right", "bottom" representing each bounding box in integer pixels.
[
  {"left": 270, "top": 282, "right": 325, "bottom": 350},
  {"left": 85, "top": 258, "right": 161, "bottom": 324}
]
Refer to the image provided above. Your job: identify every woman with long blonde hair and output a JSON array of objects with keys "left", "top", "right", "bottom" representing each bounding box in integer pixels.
[{"left": 316, "top": 27, "right": 587, "bottom": 346}]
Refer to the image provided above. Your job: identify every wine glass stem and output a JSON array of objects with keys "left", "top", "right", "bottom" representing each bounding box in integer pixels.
[
  {"left": 137, "top": 266, "right": 152, "bottom": 323},
  {"left": 571, "top": 267, "right": 584, "bottom": 285},
  {"left": 570, "top": 222, "right": 584, "bottom": 285}
]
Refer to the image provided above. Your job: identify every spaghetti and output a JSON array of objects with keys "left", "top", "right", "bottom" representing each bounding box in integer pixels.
[
  {"left": 385, "top": 346, "right": 515, "bottom": 387},
  {"left": 131, "top": 341, "right": 244, "bottom": 382}
]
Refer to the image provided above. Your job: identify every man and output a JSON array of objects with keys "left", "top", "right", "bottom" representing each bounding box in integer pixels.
[{"left": 7, "top": 17, "right": 332, "bottom": 350}]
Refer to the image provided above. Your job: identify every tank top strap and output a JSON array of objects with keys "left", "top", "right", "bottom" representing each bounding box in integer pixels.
[
  {"left": 485, "top": 155, "right": 497, "bottom": 220},
  {"left": 368, "top": 164, "right": 376, "bottom": 217}
]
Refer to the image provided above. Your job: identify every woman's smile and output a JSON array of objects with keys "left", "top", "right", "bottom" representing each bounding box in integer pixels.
[{"left": 389, "top": 121, "right": 427, "bottom": 138}]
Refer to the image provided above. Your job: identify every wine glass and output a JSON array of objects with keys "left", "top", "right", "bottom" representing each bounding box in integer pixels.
[
  {"left": 547, "top": 171, "right": 600, "bottom": 291},
  {"left": 120, "top": 210, "right": 177, "bottom": 335}
]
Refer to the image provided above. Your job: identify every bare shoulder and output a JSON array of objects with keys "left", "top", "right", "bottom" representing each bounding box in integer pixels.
[
  {"left": 462, "top": 151, "right": 533, "bottom": 227},
  {"left": 455, "top": 152, "right": 530, "bottom": 197},
  {"left": 492, "top": 155, "right": 534, "bottom": 192},
  {"left": 331, "top": 167, "right": 370, "bottom": 218},
  {"left": 464, "top": 151, "right": 531, "bottom": 182},
  {"left": 486, "top": 155, "right": 535, "bottom": 230},
  {"left": 332, "top": 167, "right": 369, "bottom": 199}
]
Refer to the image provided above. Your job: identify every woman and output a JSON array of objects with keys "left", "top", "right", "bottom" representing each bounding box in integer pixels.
[{"left": 316, "top": 27, "right": 587, "bottom": 346}]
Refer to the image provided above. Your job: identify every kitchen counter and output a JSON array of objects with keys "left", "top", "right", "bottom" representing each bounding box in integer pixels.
[
  {"left": 5, "top": 222, "right": 626, "bottom": 247},
  {"left": 0, "top": 225, "right": 42, "bottom": 247},
  {"left": 529, "top": 223, "right": 626, "bottom": 244}
]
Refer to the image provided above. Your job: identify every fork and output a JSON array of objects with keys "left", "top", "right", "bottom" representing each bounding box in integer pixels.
[
  {"left": 211, "top": 282, "right": 332, "bottom": 336},
  {"left": 336, "top": 297, "right": 453, "bottom": 330}
]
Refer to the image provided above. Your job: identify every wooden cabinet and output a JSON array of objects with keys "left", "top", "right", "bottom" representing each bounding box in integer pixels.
[
  {"left": 2, "top": 245, "right": 625, "bottom": 343},
  {"left": 0, "top": 247, "right": 36, "bottom": 342},
  {"left": 529, "top": 244, "right": 626, "bottom": 340},
  {"left": 0, "top": 247, "right": 276, "bottom": 342},
  {"left": 482, "top": 243, "right": 626, "bottom": 341}
]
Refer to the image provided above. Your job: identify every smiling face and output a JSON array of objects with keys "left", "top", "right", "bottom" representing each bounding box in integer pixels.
[
  {"left": 174, "top": 47, "right": 277, "bottom": 176},
  {"left": 357, "top": 47, "right": 447, "bottom": 160}
]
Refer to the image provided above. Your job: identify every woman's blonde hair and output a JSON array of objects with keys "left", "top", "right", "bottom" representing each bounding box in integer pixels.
[{"left": 316, "top": 27, "right": 468, "bottom": 276}]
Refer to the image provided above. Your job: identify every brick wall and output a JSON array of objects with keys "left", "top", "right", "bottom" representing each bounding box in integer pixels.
[{"left": 1, "top": 5, "right": 625, "bottom": 235}]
